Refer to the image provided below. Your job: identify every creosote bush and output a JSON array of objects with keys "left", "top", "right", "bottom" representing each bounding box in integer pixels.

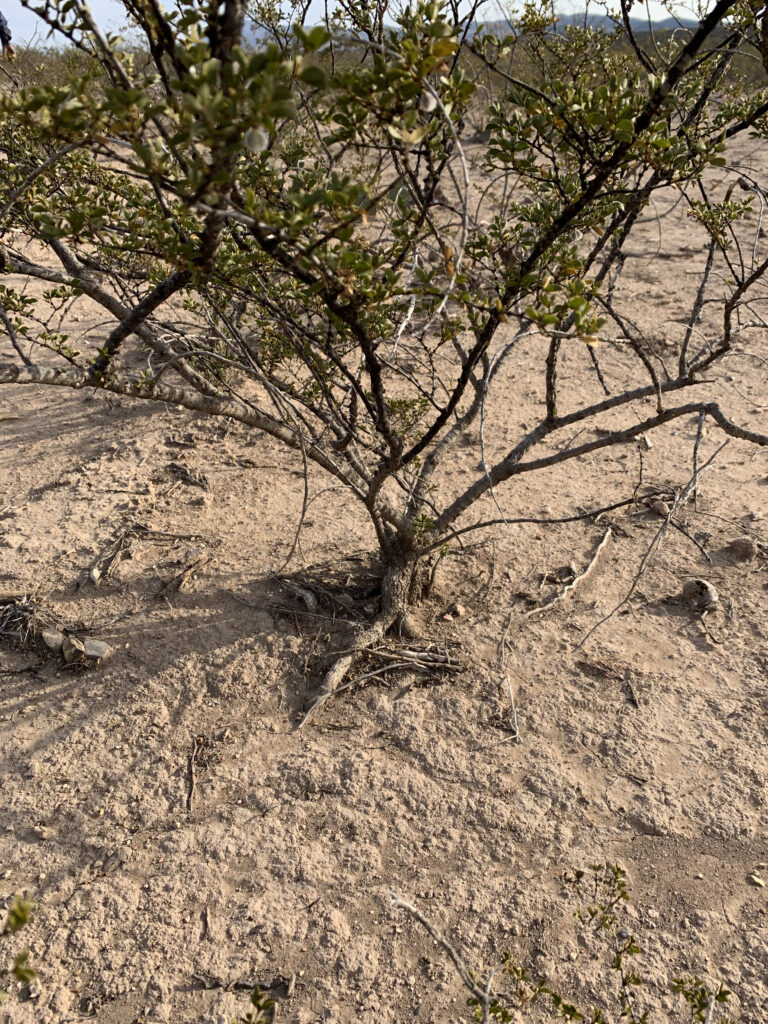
[{"left": 1, "top": 0, "right": 768, "bottom": 689}]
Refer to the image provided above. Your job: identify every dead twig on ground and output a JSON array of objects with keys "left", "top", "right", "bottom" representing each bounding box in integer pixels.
[
  {"left": 373, "top": 645, "right": 460, "bottom": 670},
  {"left": 578, "top": 440, "right": 730, "bottom": 648},
  {"left": 84, "top": 530, "right": 130, "bottom": 587},
  {"left": 296, "top": 662, "right": 426, "bottom": 730},
  {"left": 127, "top": 520, "right": 205, "bottom": 541},
  {"left": 669, "top": 518, "right": 712, "bottom": 563},
  {"left": 504, "top": 674, "right": 520, "bottom": 743},
  {"left": 391, "top": 895, "right": 492, "bottom": 1023},
  {"left": 186, "top": 735, "right": 199, "bottom": 814},
  {"left": 83, "top": 518, "right": 208, "bottom": 588},
  {"left": 524, "top": 527, "right": 613, "bottom": 621},
  {"left": 698, "top": 609, "right": 723, "bottom": 645}
]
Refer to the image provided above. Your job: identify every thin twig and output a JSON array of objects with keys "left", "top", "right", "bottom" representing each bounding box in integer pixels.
[
  {"left": 390, "top": 895, "right": 490, "bottom": 1019},
  {"left": 692, "top": 409, "right": 707, "bottom": 511},
  {"left": 524, "top": 527, "right": 612, "bottom": 621},
  {"left": 578, "top": 441, "right": 730, "bottom": 647},
  {"left": 186, "top": 735, "right": 198, "bottom": 814},
  {"left": 699, "top": 609, "right": 723, "bottom": 645},
  {"left": 669, "top": 518, "right": 712, "bottom": 563},
  {"left": 504, "top": 673, "right": 520, "bottom": 743}
]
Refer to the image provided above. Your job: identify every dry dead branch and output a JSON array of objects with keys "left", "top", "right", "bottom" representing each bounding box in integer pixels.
[
  {"left": 524, "top": 527, "right": 613, "bottom": 621},
  {"left": 390, "top": 894, "right": 492, "bottom": 1022}
]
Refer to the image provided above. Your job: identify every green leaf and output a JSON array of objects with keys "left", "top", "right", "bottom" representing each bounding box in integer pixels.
[
  {"left": 11, "top": 950, "right": 36, "bottom": 985},
  {"left": 5, "top": 896, "right": 33, "bottom": 935},
  {"left": 298, "top": 65, "right": 326, "bottom": 89}
]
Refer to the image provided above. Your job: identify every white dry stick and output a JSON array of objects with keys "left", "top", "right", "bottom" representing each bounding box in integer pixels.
[
  {"left": 703, "top": 994, "right": 715, "bottom": 1024},
  {"left": 391, "top": 895, "right": 492, "bottom": 1023},
  {"left": 524, "top": 527, "right": 613, "bottom": 621},
  {"left": 504, "top": 673, "right": 520, "bottom": 743}
]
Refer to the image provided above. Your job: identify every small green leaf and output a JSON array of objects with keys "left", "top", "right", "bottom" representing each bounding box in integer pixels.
[{"left": 298, "top": 65, "right": 326, "bottom": 89}]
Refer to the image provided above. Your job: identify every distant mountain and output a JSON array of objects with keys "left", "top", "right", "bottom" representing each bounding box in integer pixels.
[
  {"left": 475, "top": 13, "right": 699, "bottom": 36},
  {"left": 240, "top": 10, "right": 702, "bottom": 48},
  {"left": 554, "top": 11, "right": 698, "bottom": 31}
]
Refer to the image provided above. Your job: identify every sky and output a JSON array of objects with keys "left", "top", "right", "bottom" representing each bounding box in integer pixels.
[{"left": 5, "top": 0, "right": 698, "bottom": 48}]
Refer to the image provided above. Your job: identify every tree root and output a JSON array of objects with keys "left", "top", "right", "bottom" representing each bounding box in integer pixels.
[
  {"left": 292, "top": 555, "right": 454, "bottom": 731},
  {"left": 320, "top": 611, "right": 396, "bottom": 698},
  {"left": 295, "top": 610, "right": 396, "bottom": 731},
  {"left": 295, "top": 632, "right": 461, "bottom": 731}
]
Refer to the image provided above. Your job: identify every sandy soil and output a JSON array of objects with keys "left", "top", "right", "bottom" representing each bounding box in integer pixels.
[{"left": 1, "top": 134, "right": 767, "bottom": 1024}]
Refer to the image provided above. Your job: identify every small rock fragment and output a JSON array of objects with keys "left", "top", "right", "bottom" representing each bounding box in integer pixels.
[
  {"left": 57, "top": 634, "right": 112, "bottom": 664},
  {"left": 83, "top": 639, "right": 112, "bottom": 662},
  {"left": 747, "top": 873, "right": 765, "bottom": 888},
  {"left": 651, "top": 499, "right": 670, "bottom": 517},
  {"left": 41, "top": 630, "right": 64, "bottom": 653},
  {"left": 682, "top": 578, "right": 719, "bottom": 610},
  {"left": 33, "top": 825, "right": 58, "bottom": 841},
  {"left": 727, "top": 535, "right": 758, "bottom": 562}
]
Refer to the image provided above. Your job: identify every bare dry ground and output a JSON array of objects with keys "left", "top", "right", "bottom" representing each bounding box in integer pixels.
[{"left": 1, "top": 137, "right": 767, "bottom": 1024}]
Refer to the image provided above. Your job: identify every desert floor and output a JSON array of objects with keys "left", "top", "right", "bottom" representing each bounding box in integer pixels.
[{"left": 1, "top": 134, "right": 767, "bottom": 1024}]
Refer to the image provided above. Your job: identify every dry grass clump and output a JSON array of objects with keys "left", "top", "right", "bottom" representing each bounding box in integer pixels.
[{"left": 0, "top": 592, "right": 60, "bottom": 653}]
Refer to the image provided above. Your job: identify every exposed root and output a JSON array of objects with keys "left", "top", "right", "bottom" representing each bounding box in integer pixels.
[
  {"left": 292, "top": 556, "right": 458, "bottom": 731},
  {"left": 295, "top": 637, "right": 461, "bottom": 730},
  {"left": 295, "top": 610, "right": 397, "bottom": 731},
  {"left": 318, "top": 610, "right": 397, "bottom": 698}
]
